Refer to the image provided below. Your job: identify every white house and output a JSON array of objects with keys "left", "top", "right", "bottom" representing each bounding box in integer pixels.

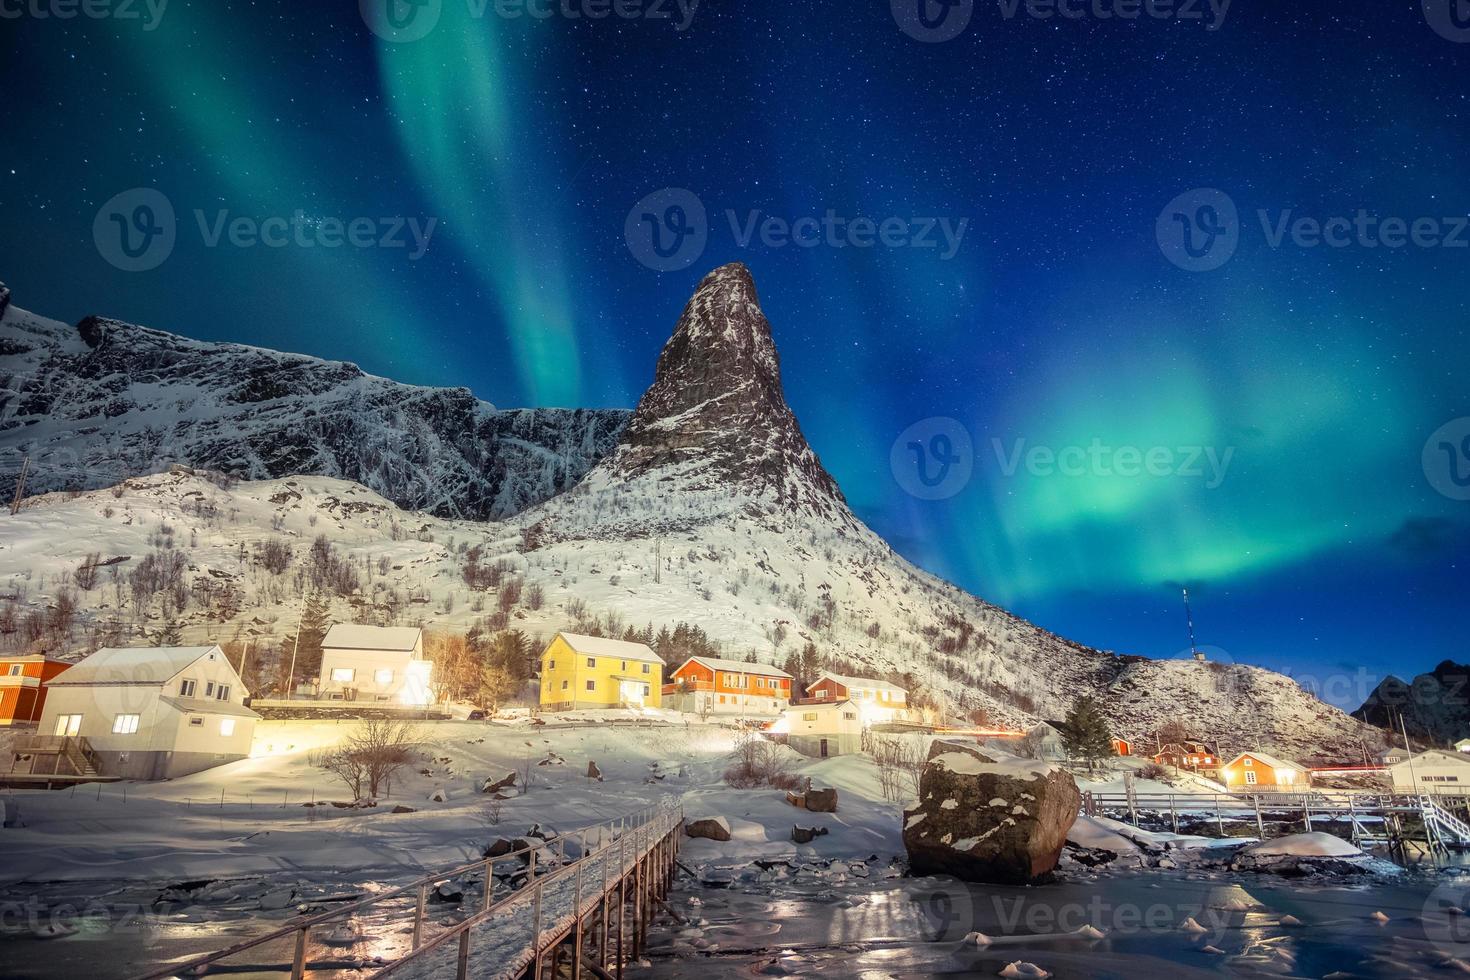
[
  {"left": 318, "top": 625, "right": 431, "bottom": 705},
  {"left": 1455, "top": 739, "right": 1470, "bottom": 753},
  {"left": 779, "top": 700, "right": 864, "bottom": 758},
  {"left": 805, "top": 671, "right": 909, "bottom": 724},
  {"left": 1029, "top": 721, "right": 1070, "bottom": 762},
  {"left": 1388, "top": 750, "right": 1470, "bottom": 796},
  {"left": 35, "top": 645, "right": 259, "bottom": 780}
]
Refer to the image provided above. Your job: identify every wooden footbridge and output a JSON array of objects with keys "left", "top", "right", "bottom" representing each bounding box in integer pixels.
[{"left": 132, "top": 802, "right": 684, "bottom": 980}]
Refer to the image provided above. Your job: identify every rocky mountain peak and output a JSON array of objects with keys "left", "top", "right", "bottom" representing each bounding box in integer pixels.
[{"left": 608, "top": 263, "right": 849, "bottom": 520}]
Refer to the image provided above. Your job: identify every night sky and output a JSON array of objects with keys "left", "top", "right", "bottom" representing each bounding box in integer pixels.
[{"left": 2, "top": 1, "right": 1467, "bottom": 706}]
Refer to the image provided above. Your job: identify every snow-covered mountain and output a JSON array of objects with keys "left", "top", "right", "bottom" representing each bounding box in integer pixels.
[
  {"left": 0, "top": 266, "right": 1383, "bottom": 760},
  {"left": 0, "top": 285, "right": 627, "bottom": 520},
  {"left": 1354, "top": 661, "right": 1470, "bottom": 746}
]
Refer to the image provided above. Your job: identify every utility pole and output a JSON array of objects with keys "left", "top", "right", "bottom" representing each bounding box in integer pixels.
[
  {"left": 9, "top": 455, "right": 29, "bottom": 516},
  {"left": 285, "top": 594, "right": 309, "bottom": 701}
]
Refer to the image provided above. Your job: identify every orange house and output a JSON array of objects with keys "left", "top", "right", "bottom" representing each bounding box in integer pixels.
[
  {"left": 1220, "top": 751, "right": 1310, "bottom": 793},
  {"left": 0, "top": 654, "right": 71, "bottom": 726},
  {"left": 664, "top": 657, "right": 793, "bottom": 719}
]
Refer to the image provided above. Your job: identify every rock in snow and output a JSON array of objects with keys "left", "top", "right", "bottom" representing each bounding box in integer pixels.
[
  {"left": 686, "top": 817, "right": 732, "bottom": 842},
  {"left": 904, "top": 741, "right": 1080, "bottom": 885}
]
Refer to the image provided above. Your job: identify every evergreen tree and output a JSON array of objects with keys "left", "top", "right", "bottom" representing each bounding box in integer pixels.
[
  {"left": 287, "top": 593, "right": 332, "bottom": 683},
  {"left": 1061, "top": 696, "right": 1115, "bottom": 770}
]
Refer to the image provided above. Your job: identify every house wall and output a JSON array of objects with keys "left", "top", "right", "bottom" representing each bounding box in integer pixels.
[
  {"left": 318, "top": 648, "right": 418, "bottom": 702},
  {"left": 1220, "top": 753, "right": 1307, "bottom": 792},
  {"left": 1389, "top": 754, "right": 1470, "bottom": 794},
  {"left": 37, "top": 650, "right": 256, "bottom": 779},
  {"left": 784, "top": 704, "right": 864, "bottom": 757},
  {"left": 539, "top": 636, "right": 663, "bottom": 711},
  {"left": 0, "top": 659, "right": 69, "bottom": 725},
  {"left": 668, "top": 661, "right": 789, "bottom": 717}
]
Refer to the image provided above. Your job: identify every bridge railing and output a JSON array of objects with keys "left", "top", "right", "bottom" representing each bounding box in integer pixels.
[{"left": 128, "top": 802, "right": 679, "bottom": 980}]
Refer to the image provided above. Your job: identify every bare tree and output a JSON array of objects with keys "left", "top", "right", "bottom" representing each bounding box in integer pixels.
[{"left": 316, "top": 719, "right": 420, "bottom": 800}]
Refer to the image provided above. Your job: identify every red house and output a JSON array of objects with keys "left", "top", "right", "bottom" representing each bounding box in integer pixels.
[{"left": 0, "top": 654, "right": 71, "bottom": 726}]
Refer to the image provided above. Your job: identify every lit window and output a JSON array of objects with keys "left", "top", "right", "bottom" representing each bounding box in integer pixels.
[
  {"left": 331, "top": 668, "right": 355, "bottom": 682},
  {"left": 803, "top": 712, "right": 817, "bottom": 721},
  {"left": 220, "top": 719, "right": 236, "bottom": 737},
  {"left": 375, "top": 669, "right": 394, "bottom": 684},
  {"left": 179, "top": 679, "right": 196, "bottom": 696},
  {"left": 112, "top": 714, "right": 141, "bottom": 735}
]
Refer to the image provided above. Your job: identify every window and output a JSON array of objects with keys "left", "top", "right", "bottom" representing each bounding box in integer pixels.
[
  {"left": 548, "top": 659, "right": 556, "bottom": 670},
  {"left": 331, "top": 668, "right": 356, "bottom": 682},
  {"left": 803, "top": 712, "right": 818, "bottom": 721},
  {"left": 189, "top": 716, "right": 204, "bottom": 727},
  {"left": 843, "top": 711, "right": 857, "bottom": 720},
  {"left": 561, "top": 680, "right": 569, "bottom": 690},
  {"left": 112, "top": 714, "right": 141, "bottom": 735},
  {"left": 205, "top": 682, "right": 215, "bottom": 697},
  {"left": 1244, "top": 770, "right": 1257, "bottom": 785},
  {"left": 642, "top": 663, "right": 650, "bottom": 674},
  {"left": 220, "top": 719, "right": 236, "bottom": 737},
  {"left": 375, "top": 669, "right": 394, "bottom": 684},
  {"left": 587, "top": 657, "right": 596, "bottom": 668},
  {"left": 643, "top": 685, "right": 651, "bottom": 697},
  {"left": 54, "top": 714, "right": 82, "bottom": 737},
  {"left": 621, "top": 661, "right": 627, "bottom": 670},
  {"left": 179, "top": 679, "right": 197, "bottom": 697},
  {"left": 216, "top": 685, "right": 231, "bottom": 701},
  {"left": 1243, "top": 758, "right": 1253, "bottom": 767},
  {"left": 7, "top": 664, "right": 21, "bottom": 676},
  {"left": 585, "top": 680, "right": 595, "bottom": 691}
]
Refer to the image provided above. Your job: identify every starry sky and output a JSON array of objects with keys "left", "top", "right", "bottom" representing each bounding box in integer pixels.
[{"left": 2, "top": 0, "right": 1467, "bottom": 706}]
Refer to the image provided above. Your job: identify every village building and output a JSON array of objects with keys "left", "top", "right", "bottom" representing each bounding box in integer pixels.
[
  {"left": 1388, "top": 749, "right": 1470, "bottom": 795},
  {"left": 1219, "top": 751, "right": 1310, "bottom": 792},
  {"left": 663, "top": 657, "right": 792, "bottom": 718},
  {"left": 805, "top": 671, "right": 908, "bottom": 723},
  {"left": 1455, "top": 738, "right": 1470, "bottom": 753},
  {"left": 1030, "top": 721, "right": 1070, "bottom": 762},
  {"left": 1379, "top": 748, "right": 1408, "bottom": 766},
  {"left": 0, "top": 654, "right": 71, "bottom": 727},
  {"left": 538, "top": 633, "right": 663, "bottom": 711},
  {"left": 28, "top": 645, "right": 259, "bottom": 780},
  {"left": 318, "top": 625, "right": 432, "bottom": 706},
  {"left": 780, "top": 699, "right": 863, "bottom": 758},
  {"left": 1151, "top": 741, "right": 1220, "bottom": 777}
]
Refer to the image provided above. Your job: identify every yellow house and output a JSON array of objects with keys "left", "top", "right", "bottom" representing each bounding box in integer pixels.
[{"left": 539, "top": 632, "right": 664, "bottom": 711}]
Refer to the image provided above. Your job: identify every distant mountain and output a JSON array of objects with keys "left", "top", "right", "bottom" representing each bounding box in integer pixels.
[
  {"left": 1354, "top": 661, "right": 1470, "bottom": 746},
  {"left": 0, "top": 286, "right": 627, "bottom": 520},
  {"left": 0, "top": 267, "right": 1384, "bottom": 760}
]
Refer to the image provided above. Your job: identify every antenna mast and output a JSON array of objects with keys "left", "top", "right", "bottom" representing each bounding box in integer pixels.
[{"left": 1182, "top": 587, "right": 1203, "bottom": 661}]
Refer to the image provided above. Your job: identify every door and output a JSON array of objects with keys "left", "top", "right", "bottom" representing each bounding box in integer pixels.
[
  {"left": 820, "top": 738, "right": 829, "bottom": 758},
  {"left": 54, "top": 714, "right": 82, "bottom": 737}
]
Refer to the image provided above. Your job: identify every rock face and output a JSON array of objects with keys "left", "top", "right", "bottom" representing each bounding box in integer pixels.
[
  {"left": 903, "top": 741, "right": 1080, "bottom": 885},
  {"left": 1354, "top": 660, "right": 1470, "bottom": 745},
  {"left": 0, "top": 297, "right": 627, "bottom": 519},
  {"left": 685, "top": 816, "right": 732, "bottom": 842}
]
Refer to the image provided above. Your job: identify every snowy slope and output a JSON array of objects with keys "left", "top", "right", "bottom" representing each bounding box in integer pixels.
[
  {"left": 0, "top": 287, "right": 627, "bottom": 520},
  {"left": 0, "top": 267, "right": 1381, "bottom": 760}
]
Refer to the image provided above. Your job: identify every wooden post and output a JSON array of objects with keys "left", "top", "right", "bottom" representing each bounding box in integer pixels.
[
  {"left": 616, "top": 832, "right": 627, "bottom": 980},
  {"left": 1169, "top": 794, "right": 1178, "bottom": 835},
  {"left": 290, "top": 926, "right": 308, "bottom": 980},
  {"left": 1254, "top": 795, "right": 1265, "bottom": 836},
  {"left": 1214, "top": 795, "right": 1225, "bottom": 836},
  {"left": 456, "top": 926, "right": 471, "bottom": 980},
  {"left": 412, "top": 884, "right": 427, "bottom": 949},
  {"left": 532, "top": 876, "right": 544, "bottom": 976},
  {"left": 574, "top": 829, "right": 587, "bottom": 979},
  {"left": 484, "top": 857, "right": 495, "bottom": 910}
]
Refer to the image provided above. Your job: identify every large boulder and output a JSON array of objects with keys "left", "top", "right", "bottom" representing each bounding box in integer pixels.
[
  {"left": 804, "top": 787, "right": 838, "bottom": 813},
  {"left": 903, "top": 741, "right": 1080, "bottom": 885},
  {"left": 686, "top": 816, "right": 732, "bottom": 842}
]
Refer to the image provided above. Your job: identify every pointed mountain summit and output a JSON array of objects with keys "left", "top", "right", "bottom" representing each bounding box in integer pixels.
[{"left": 598, "top": 263, "right": 851, "bottom": 525}]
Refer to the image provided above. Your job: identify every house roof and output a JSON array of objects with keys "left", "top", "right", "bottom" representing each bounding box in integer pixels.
[
  {"left": 1226, "top": 751, "right": 1306, "bottom": 772},
  {"left": 679, "top": 656, "right": 792, "bottom": 679},
  {"left": 160, "top": 696, "right": 262, "bottom": 720},
  {"left": 322, "top": 624, "right": 423, "bottom": 652},
  {"left": 47, "top": 646, "right": 224, "bottom": 687},
  {"left": 813, "top": 671, "right": 906, "bottom": 694},
  {"left": 0, "top": 654, "right": 72, "bottom": 664},
  {"left": 784, "top": 699, "right": 855, "bottom": 712},
  {"left": 554, "top": 632, "right": 663, "bottom": 665},
  {"left": 1390, "top": 749, "right": 1470, "bottom": 769}
]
